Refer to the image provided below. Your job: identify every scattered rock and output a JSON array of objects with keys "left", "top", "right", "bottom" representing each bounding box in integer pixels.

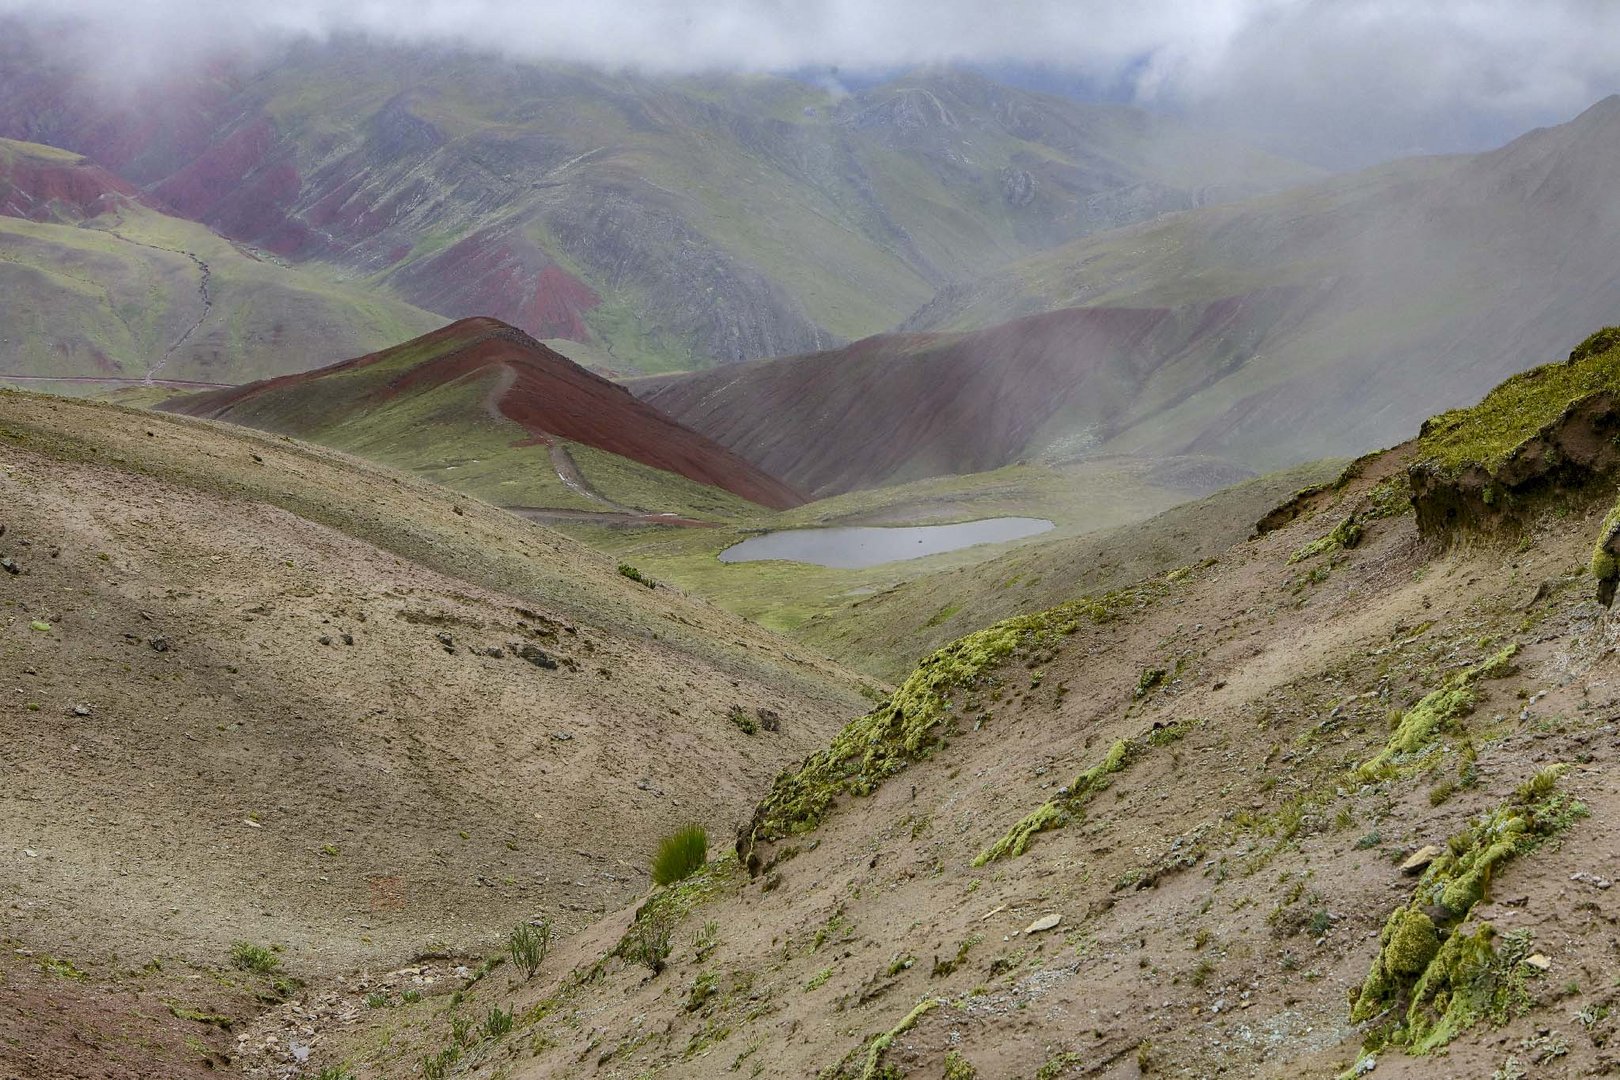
[
  {"left": 1354, "top": 1055, "right": 1376, "bottom": 1074},
  {"left": 756, "top": 708, "right": 782, "bottom": 732},
  {"left": 71, "top": 704, "right": 91, "bottom": 717},
  {"left": 1, "top": 557, "right": 18, "bottom": 575},
  {"left": 148, "top": 636, "right": 169, "bottom": 652},
  {"left": 1024, "top": 913, "right": 1062, "bottom": 934},
  {"left": 435, "top": 631, "right": 455, "bottom": 653},
  {"left": 243, "top": 819, "right": 262, "bottom": 829},
  {"left": 1571, "top": 871, "right": 1612, "bottom": 890},
  {"left": 1524, "top": 953, "right": 1552, "bottom": 971},
  {"left": 483, "top": 645, "right": 503, "bottom": 658},
  {"left": 551, "top": 731, "right": 573, "bottom": 741},
  {"left": 514, "top": 643, "right": 558, "bottom": 669},
  {"left": 318, "top": 635, "right": 333, "bottom": 646},
  {"left": 1400, "top": 845, "right": 1444, "bottom": 874}
]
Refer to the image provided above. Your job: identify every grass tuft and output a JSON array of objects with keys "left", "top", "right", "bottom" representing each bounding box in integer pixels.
[
  {"left": 229, "top": 942, "right": 280, "bottom": 974},
  {"left": 652, "top": 824, "right": 709, "bottom": 887}
]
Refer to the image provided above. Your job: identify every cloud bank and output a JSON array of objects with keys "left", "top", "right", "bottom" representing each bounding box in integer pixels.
[{"left": 4, "top": 0, "right": 1618, "bottom": 164}]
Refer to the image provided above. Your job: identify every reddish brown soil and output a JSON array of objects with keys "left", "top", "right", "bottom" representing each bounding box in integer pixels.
[
  {"left": 167, "top": 317, "right": 808, "bottom": 510},
  {"left": 390, "top": 230, "right": 603, "bottom": 341},
  {"left": 0, "top": 150, "right": 139, "bottom": 222},
  {"left": 637, "top": 291, "right": 1305, "bottom": 496},
  {"left": 152, "top": 118, "right": 308, "bottom": 256}
]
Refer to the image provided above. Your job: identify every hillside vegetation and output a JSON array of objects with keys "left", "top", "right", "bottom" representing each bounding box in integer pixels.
[
  {"left": 269, "top": 330, "right": 1620, "bottom": 1079},
  {"left": 0, "top": 138, "right": 442, "bottom": 386},
  {"left": 162, "top": 317, "right": 804, "bottom": 516}
]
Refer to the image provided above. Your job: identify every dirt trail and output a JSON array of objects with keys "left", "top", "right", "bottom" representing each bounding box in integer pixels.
[
  {"left": 481, "top": 360, "right": 667, "bottom": 517},
  {"left": 505, "top": 505, "right": 714, "bottom": 527}
]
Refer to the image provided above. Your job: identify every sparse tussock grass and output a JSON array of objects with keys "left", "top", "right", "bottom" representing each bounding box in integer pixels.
[
  {"left": 624, "top": 909, "right": 677, "bottom": 974},
  {"left": 484, "top": 1004, "right": 514, "bottom": 1038},
  {"left": 229, "top": 942, "right": 280, "bottom": 974},
  {"left": 652, "top": 824, "right": 708, "bottom": 886}
]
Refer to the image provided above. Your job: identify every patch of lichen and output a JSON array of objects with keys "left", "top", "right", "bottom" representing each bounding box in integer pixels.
[
  {"left": 1353, "top": 645, "right": 1518, "bottom": 779},
  {"left": 1348, "top": 766, "right": 1583, "bottom": 1050},
  {"left": 976, "top": 727, "right": 1166, "bottom": 865},
  {"left": 1413, "top": 328, "right": 1620, "bottom": 477},
  {"left": 1289, "top": 515, "right": 1364, "bottom": 564},
  {"left": 822, "top": 996, "right": 942, "bottom": 1080},
  {"left": 746, "top": 584, "right": 1161, "bottom": 849},
  {"left": 1361, "top": 474, "right": 1413, "bottom": 520}
]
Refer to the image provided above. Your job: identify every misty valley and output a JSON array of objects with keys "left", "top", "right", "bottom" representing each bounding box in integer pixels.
[{"left": 3, "top": 7, "right": 1620, "bottom": 1080}]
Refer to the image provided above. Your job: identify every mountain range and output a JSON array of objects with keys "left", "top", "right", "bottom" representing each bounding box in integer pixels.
[
  {"left": 0, "top": 23, "right": 1316, "bottom": 376},
  {"left": 634, "top": 95, "right": 1620, "bottom": 486}
]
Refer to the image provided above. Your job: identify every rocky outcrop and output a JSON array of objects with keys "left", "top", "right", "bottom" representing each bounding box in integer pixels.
[{"left": 1410, "top": 390, "right": 1620, "bottom": 539}]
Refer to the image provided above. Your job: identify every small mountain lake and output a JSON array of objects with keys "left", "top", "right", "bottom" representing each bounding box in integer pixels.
[{"left": 717, "top": 517, "right": 1055, "bottom": 569}]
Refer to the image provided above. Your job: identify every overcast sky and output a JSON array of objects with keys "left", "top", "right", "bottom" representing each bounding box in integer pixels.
[{"left": 5, "top": 0, "right": 1618, "bottom": 166}]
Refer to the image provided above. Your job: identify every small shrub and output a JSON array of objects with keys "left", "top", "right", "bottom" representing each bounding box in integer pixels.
[
  {"left": 617, "top": 563, "right": 656, "bottom": 588},
  {"left": 727, "top": 704, "right": 758, "bottom": 735},
  {"left": 484, "top": 1004, "right": 514, "bottom": 1038},
  {"left": 364, "top": 992, "right": 389, "bottom": 1009},
  {"left": 229, "top": 942, "right": 279, "bottom": 974},
  {"left": 626, "top": 909, "right": 676, "bottom": 975},
  {"left": 401, "top": 989, "right": 421, "bottom": 1004},
  {"left": 316, "top": 1068, "right": 357, "bottom": 1080},
  {"left": 449, "top": 1013, "right": 475, "bottom": 1046},
  {"left": 508, "top": 918, "right": 553, "bottom": 980},
  {"left": 651, "top": 824, "right": 708, "bottom": 886}
]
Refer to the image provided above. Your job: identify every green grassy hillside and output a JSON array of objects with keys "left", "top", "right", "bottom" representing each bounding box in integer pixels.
[{"left": 0, "top": 144, "right": 442, "bottom": 383}]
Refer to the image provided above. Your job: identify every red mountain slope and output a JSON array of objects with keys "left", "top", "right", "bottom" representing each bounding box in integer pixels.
[
  {"left": 164, "top": 317, "right": 807, "bottom": 509},
  {"left": 635, "top": 291, "right": 1310, "bottom": 496}
]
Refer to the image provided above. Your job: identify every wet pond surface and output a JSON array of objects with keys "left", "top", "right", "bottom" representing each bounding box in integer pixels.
[{"left": 718, "top": 517, "right": 1055, "bottom": 569}]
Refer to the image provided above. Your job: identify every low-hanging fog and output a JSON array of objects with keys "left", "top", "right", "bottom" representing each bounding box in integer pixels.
[{"left": 2, "top": 0, "right": 1618, "bottom": 167}]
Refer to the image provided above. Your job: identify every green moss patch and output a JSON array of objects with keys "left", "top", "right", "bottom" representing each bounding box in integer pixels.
[
  {"left": 1413, "top": 327, "right": 1620, "bottom": 478},
  {"left": 1288, "top": 515, "right": 1364, "bottom": 564},
  {"left": 743, "top": 585, "right": 1159, "bottom": 850},
  {"left": 1349, "top": 766, "right": 1585, "bottom": 1052},
  {"left": 1353, "top": 645, "right": 1518, "bottom": 779},
  {"left": 974, "top": 737, "right": 1133, "bottom": 865}
]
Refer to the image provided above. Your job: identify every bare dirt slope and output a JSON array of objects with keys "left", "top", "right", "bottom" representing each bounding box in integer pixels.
[
  {"left": 0, "top": 390, "right": 868, "bottom": 1078},
  {"left": 297, "top": 345, "right": 1620, "bottom": 1079}
]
